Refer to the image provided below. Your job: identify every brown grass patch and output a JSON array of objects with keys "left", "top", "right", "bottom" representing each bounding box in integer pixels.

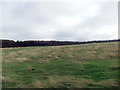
[
  {"left": 16, "top": 57, "right": 31, "bottom": 62},
  {"left": 38, "top": 59, "right": 50, "bottom": 63},
  {"left": 45, "top": 75, "right": 95, "bottom": 88},
  {"left": 1, "top": 76, "right": 14, "bottom": 82},
  {"left": 74, "top": 79, "right": 95, "bottom": 88},
  {"left": 98, "top": 79, "right": 118, "bottom": 87},
  {"left": 47, "top": 76, "right": 61, "bottom": 88},
  {"left": 32, "top": 80, "right": 45, "bottom": 88}
]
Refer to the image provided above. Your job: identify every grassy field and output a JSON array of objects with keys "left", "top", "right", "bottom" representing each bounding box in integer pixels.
[{"left": 2, "top": 42, "right": 119, "bottom": 88}]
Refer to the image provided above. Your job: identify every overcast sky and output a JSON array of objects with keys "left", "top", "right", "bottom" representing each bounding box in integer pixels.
[{"left": 1, "top": 1, "right": 118, "bottom": 41}]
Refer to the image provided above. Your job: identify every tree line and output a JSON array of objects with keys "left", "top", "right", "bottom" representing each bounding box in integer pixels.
[{"left": 0, "top": 39, "right": 120, "bottom": 48}]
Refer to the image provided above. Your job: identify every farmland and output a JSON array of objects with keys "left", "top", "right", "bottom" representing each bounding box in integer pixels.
[{"left": 2, "top": 42, "right": 119, "bottom": 88}]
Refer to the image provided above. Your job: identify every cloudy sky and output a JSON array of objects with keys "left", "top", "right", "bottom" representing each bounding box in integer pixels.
[{"left": 1, "top": 1, "right": 118, "bottom": 41}]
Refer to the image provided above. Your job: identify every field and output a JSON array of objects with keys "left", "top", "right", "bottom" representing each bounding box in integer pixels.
[{"left": 2, "top": 42, "right": 119, "bottom": 88}]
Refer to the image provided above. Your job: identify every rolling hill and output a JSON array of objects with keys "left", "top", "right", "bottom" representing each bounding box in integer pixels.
[{"left": 2, "top": 41, "right": 119, "bottom": 88}]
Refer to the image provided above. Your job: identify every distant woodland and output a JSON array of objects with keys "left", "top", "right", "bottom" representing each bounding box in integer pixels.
[{"left": 0, "top": 39, "right": 119, "bottom": 48}]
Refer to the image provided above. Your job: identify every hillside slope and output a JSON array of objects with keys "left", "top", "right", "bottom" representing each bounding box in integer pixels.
[{"left": 2, "top": 42, "right": 119, "bottom": 88}]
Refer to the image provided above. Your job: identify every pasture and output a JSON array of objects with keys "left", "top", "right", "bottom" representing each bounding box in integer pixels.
[{"left": 2, "top": 42, "right": 119, "bottom": 88}]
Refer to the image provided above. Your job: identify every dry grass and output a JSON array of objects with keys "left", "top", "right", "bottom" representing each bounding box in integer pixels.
[
  {"left": 47, "top": 76, "right": 61, "bottom": 88},
  {"left": 43, "top": 75, "right": 95, "bottom": 88},
  {"left": 1, "top": 76, "right": 14, "bottom": 83},
  {"left": 3, "top": 54, "right": 31, "bottom": 63},
  {"left": 16, "top": 57, "right": 31, "bottom": 62},
  {"left": 2, "top": 42, "right": 118, "bottom": 63},
  {"left": 32, "top": 80, "right": 45, "bottom": 88},
  {"left": 38, "top": 59, "right": 50, "bottom": 63},
  {"left": 98, "top": 79, "right": 118, "bottom": 87}
]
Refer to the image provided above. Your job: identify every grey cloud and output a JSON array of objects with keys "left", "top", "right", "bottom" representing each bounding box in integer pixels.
[{"left": 1, "top": 2, "right": 118, "bottom": 41}]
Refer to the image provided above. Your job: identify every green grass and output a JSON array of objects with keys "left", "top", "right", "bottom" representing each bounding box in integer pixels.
[{"left": 2, "top": 42, "right": 119, "bottom": 88}]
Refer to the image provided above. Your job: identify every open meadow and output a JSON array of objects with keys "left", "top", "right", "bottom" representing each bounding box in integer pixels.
[{"left": 2, "top": 42, "right": 119, "bottom": 88}]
